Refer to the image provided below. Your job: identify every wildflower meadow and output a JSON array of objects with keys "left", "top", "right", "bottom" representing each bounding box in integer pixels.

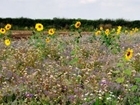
[{"left": 0, "top": 21, "right": 140, "bottom": 105}]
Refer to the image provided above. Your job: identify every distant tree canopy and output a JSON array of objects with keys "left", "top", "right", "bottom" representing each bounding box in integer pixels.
[{"left": 0, "top": 17, "right": 139, "bottom": 31}]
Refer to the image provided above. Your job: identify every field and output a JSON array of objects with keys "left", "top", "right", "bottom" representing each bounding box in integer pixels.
[{"left": 0, "top": 23, "right": 140, "bottom": 105}]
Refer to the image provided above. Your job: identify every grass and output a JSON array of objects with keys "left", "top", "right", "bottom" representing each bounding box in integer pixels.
[{"left": 0, "top": 24, "right": 140, "bottom": 105}]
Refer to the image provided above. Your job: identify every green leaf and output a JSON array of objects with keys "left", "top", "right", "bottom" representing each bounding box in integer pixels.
[
  {"left": 116, "top": 63, "right": 123, "bottom": 67},
  {"left": 69, "top": 57, "right": 79, "bottom": 65},
  {"left": 124, "top": 69, "right": 132, "bottom": 76},
  {"left": 70, "top": 50, "right": 76, "bottom": 55},
  {"left": 116, "top": 77, "right": 124, "bottom": 83},
  {"left": 135, "top": 77, "right": 140, "bottom": 83},
  {"left": 112, "top": 70, "right": 120, "bottom": 74},
  {"left": 131, "top": 85, "right": 138, "bottom": 91}
]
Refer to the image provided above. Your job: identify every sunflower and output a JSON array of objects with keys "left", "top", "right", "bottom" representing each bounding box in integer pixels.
[
  {"left": 75, "top": 21, "right": 81, "bottom": 28},
  {"left": 116, "top": 30, "right": 121, "bottom": 35},
  {"left": 125, "top": 30, "right": 128, "bottom": 34},
  {"left": 100, "top": 26, "right": 103, "bottom": 31},
  {"left": 116, "top": 26, "right": 122, "bottom": 35},
  {"left": 125, "top": 48, "right": 133, "bottom": 61},
  {"left": 35, "top": 23, "right": 44, "bottom": 31},
  {"left": 4, "top": 39, "right": 11, "bottom": 46},
  {"left": 46, "top": 37, "right": 50, "bottom": 43},
  {"left": 48, "top": 28, "right": 55, "bottom": 35},
  {"left": 5, "top": 24, "right": 12, "bottom": 30},
  {"left": 117, "top": 26, "right": 122, "bottom": 30},
  {"left": 0, "top": 28, "right": 6, "bottom": 34},
  {"left": 105, "top": 29, "right": 110, "bottom": 36},
  {"left": 95, "top": 30, "right": 101, "bottom": 36}
]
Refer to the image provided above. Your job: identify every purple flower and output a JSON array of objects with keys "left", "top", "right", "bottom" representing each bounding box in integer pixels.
[
  {"left": 25, "top": 93, "right": 34, "bottom": 98},
  {"left": 100, "top": 78, "right": 108, "bottom": 86}
]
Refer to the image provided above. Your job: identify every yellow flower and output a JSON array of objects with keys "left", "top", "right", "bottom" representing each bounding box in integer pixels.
[
  {"left": 125, "top": 30, "right": 128, "bottom": 34},
  {"left": 75, "top": 21, "right": 81, "bottom": 28},
  {"left": 5, "top": 24, "right": 12, "bottom": 30},
  {"left": 132, "top": 28, "right": 135, "bottom": 31},
  {"left": 130, "top": 31, "right": 133, "bottom": 35},
  {"left": 100, "top": 26, "right": 103, "bottom": 31},
  {"left": 46, "top": 37, "right": 50, "bottom": 43},
  {"left": 48, "top": 28, "right": 55, "bottom": 35},
  {"left": 95, "top": 30, "right": 101, "bottom": 36},
  {"left": 105, "top": 29, "right": 110, "bottom": 36},
  {"left": 35, "top": 23, "right": 44, "bottom": 31},
  {"left": 0, "top": 28, "right": 6, "bottom": 34},
  {"left": 116, "top": 26, "right": 122, "bottom": 35},
  {"left": 125, "top": 48, "right": 133, "bottom": 61},
  {"left": 116, "top": 30, "right": 121, "bottom": 35},
  {"left": 4, "top": 39, "right": 11, "bottom": 46},
  {"left": 118, "top": 26, "right": 122, "bottom": 30},
  {"left": 134, "top": 27, "right": 138, "bottom": 33}
]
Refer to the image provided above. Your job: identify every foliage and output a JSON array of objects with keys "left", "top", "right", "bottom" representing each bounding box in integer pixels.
[
  {"left": 0, "top": 17, "right": 140, "bottom": 30},
  {"left": 0, "top": 21, "right": 140, "bottom": 104}
]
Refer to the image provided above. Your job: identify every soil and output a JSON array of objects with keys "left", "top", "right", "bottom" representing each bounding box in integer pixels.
[{"left": 10, "top": 30, "right": 92, "bottom": 39}]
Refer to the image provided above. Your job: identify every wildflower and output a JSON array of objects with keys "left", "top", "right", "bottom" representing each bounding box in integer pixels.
[
  {"left": 35, "top": 23, "right": 44, "bottom": 31},
  {"left": 116, "top": 26, "right": 122, "bottom": 35},
  {"left": 95, "top": 30, "right": 101, "bottom": 36},
  {"left": 134, "top": 27, "right": 138, "bottom": 33},
  {"left": 100, "top": 78, "right": 107, "bottom": 86},
  {"left": 106, "top": 97, "right": 112, "bottom": 101},
  {"left": 46, "top": 37, "right": 50, "bottom": 43},
  {"left": 5, "top": 24, "right": 12, "bottom": 30},
  {"left": 75, "top": 21, "right": 81, "bottom": 28},
  {"left": 48, "top": 28, "right": 55, "bottom": 35},
  {"left": 0, "top": 28, "right": 6, "bottom": 34},
  {"left": 130, "top": 31, "right": 133, "bottom": 35},
  {"left": 25, "top": 93, "right": 34, "bottom": 98},
  {"left": 100, "top": 26, "right": 103, "bottom": 31},
  {"left": 125, "top": 30, "right": 128, "bottom": 34},
  {"left": 99, "top": 96, "right": 103, "bottom": 100},
  {"left": 105, "top": 29, "right": 110, "bottom": 36},
  {"left": 118, "top": 26, "right": 122, "bottom": 30},
  {"left": 125, "top": 48, "right": 133, "bottom": 61},
  {"left": 4, "top": 39, "right": 11, "bottom": 46},
  {"left": 132, "top": 28, "right": 135, "bottom": 31},
  {"left": 116, "top": 30, "right": 121, "bottom": 35}
]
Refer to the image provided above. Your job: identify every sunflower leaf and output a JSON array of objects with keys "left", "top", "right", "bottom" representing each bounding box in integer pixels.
[
  {"left": 124, "top": 69, "right": 132, "bottom": 76},
  {"left": 116, "top": 77, "right": 125, "bottom": 83}
]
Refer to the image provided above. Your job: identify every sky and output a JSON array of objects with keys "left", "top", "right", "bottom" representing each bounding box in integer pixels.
[{"left": 0, "top": 0, "right": 140, "bottom": 20}]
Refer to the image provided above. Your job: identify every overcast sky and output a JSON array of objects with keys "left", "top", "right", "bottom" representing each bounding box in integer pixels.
[{"left": 0, "top": 0, "right": 140, "bottom": 20}]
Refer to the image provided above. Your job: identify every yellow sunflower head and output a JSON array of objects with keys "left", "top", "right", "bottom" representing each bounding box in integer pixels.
[
  {"left": 4, "top": 39, "right": 11, "bottom": 46},
  {"left": 48, "top": 28, "right": 55, "bottom": 35},
  {"left": 105, "top": 29, "right": 110, "bottom": 36},
  {"left": 95, "top": 30, "right": 101, "bottom": 36},
  {"left": 125, "top": 30, "right": 128, "bottom": 34},
  {"left": 100, "top": 26, "right": 103, "bottom": 31},
  {"left": 0, "top": 28, "right": 6, "bottom": 34},
  {"left": 46, "top": 37, "right": 50, "bottom": 43},
  {"left": 75, "top": 21, "right": 81, "bottom": 28},
  {"left": 35, "top": 23, "right": 44, "bottom": 31},
  {"left": 125, "top": 48, "right": 133, "bottom": 61},
  {"left": 5, "top": 24, "right": 12, "bottom": 30},
  {"left": 116, "top": 30, "right": 121, "bottom": 35},
  {"left": 117, "top": 26, "right": 122, "bottom": 30}
]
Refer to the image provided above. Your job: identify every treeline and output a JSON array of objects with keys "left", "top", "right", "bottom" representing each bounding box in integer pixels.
[{"left": 0, "top": 17, "right": 140, "bottom": 31}]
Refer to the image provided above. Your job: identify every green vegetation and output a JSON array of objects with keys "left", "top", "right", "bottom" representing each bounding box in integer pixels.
[
  {"left": 0, "top": 17, "right": 140, "bottom": 30},
  {"left": 0, "top": 21, "right": 140, "bottom": 105}
]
